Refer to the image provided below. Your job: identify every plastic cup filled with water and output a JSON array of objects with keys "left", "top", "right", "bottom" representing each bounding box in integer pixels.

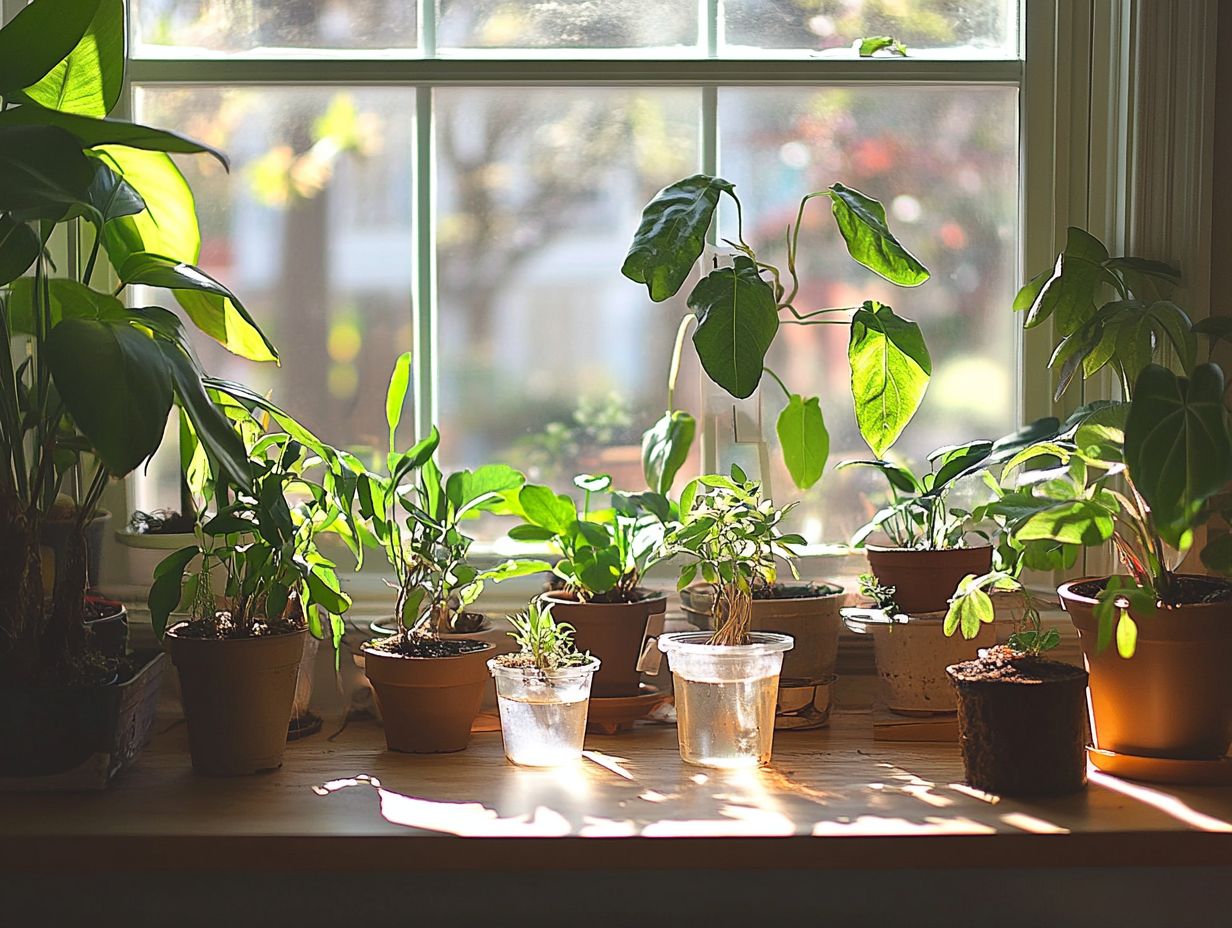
[
  {"left": 489, "top": 658, "right": 601, "bottom": 767},
  {"left": 659, "top": 631, "right": 793, "bottom": 769}
]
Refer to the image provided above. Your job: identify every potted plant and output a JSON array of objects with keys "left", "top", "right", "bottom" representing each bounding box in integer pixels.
[
  {"left": 0, "top": 0, "right": 278, "bottom": 786},
  {"left": 624, "top": 175, "right": 931, "bottom": 499},
  {"left": 504, "top": 473, "right": 671, "bottom": 698},
  {"left": 942, "top": 580, "right": 1088, "bottom": 796},
  {"left": 149, "top": 391, "right": 359, "bottom": 776},
  {"left": 358, "top": 355, "right": 536, "bottom": 753},
  {"left": 488, "top": 600, "right": 600, "bottom": 766},
  {"left": 992, "top": 228, "right": 1232, "bottom": 778},
  {"left": 657, "top": 470, "right": 800, "bottom": 768}
]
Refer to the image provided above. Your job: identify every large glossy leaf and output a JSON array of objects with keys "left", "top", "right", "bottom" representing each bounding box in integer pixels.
[
  {"left": 642, "top": 409, "right": 695, "bottom": 494},
  {"left": 0, "top": 107, "right": 228, "bottom": 167},
  {"left": 1115, "top": 301, "right": 1196, "bottom": 384},
  {"left": 161, "top": 341, "right": 252, "bottom": 491},
  {"left": 98, "top": 146, "right": 200, "bottom": 268},
  {"left": 148, "top": 544, "right": 199, "bottom": 639},
  {"left": 0, "top": 0, "right": 99, "bottom": 93},
  {"left": 848, "top": 300, "right": 931, "bottom": 457},
  {"left": 0, "top": 125, "right": 95, "bottom": 220},
  {"left": 518, "top": 485, "right": 577, "bottom": 535},
  {"left": 776, "top": 393, "right": 828, "bottom": 490},
  {"left": 85, "top": 159, "right": 144, "bottom": 224},
  {"left": 836, "top": 458, "right": 922, "bottom": 495},
  {"left": 21, "top": 0, "right": 123, "bottom": 117},
  {"left": 928, "top": 440, "right": 994, "bottom": 493},
  {"left": 689, "top": 257, "right": 778, "bottom": 399},
  {"left": 1105, "top": 256, "right": 1180, "bottom": 303},
  {"left": 1126, "top": 363, "right": 1232, "bottom": 549},
  {"left": 826, "top": 183, "right": 928, "bottom": 287},
  {"left": 45, "top": 318, "right": 173, "bottom": 475},
  {"left": 447, "top": 464, "right": 525, "bottom": 514},
  {"left": 119, "top": 252, "right": 277, "bottom": 363},
  {"left": 6, "top": 277, "right": 125, "bottom": 332},
  {"left": 0, "top": 216, "right": 40, "bottom": 286},
  {"left": 1021, "top": 227, "right": 1108, "bottom": 334},
  {"left": 622, "top": 174, "right": 733, "bottom": 302},
  {"left": 1014, "top": 500, "right": 1116, "bottom": 546}
]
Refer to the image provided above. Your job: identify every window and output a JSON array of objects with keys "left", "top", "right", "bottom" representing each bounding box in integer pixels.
[{"left": 128, "top": 0, "right": 1024, "bottom": 552}]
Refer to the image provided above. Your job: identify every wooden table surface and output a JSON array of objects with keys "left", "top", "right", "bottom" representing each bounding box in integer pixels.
[{"left": 4, "top": 711, "right": 1232, "bottom": 871}]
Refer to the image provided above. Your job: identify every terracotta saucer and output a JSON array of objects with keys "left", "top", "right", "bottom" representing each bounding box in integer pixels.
[
  {"left": 586, "top": 684, "right": 671, "bottom": 735},
  {"left": 1087, "top": 747, "right": 1232, "bottom": 786}
]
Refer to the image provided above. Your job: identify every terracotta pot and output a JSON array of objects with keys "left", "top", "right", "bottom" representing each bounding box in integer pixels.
[
  {"left": 1061, "top": 576, "right": 1232, "bottom": 759},
  {"left": 872, "top": 611, "right": 996, "bottom": 714},
  {"left": 680, "top": 584, "right": 843, "bottom": 729},
  {"left": 948, "top": 653, "right": 1088, "bottom": 796},
  {"left": 865, "top": 545, "right": 993, "bottom": 614},
  {"left": 167, "top": 624, "right": 306, "bottom": 776},
  {"left": 540, "top": 591, "right": 666, "bottom": 698},
  {"left": 363, "top": 640, "right": 494, "bottom": 753}
]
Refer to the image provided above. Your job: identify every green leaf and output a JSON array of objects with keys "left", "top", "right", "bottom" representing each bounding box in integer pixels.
[
  {"left": 622, "top": 173, "right": 733, "bottom": 302},
  {"left": 0, "top": 124, "right": 96, "bottom": 220},
  {"left": 85, "top": 159, "right": 144, "bottom": 223},
  {"left": 1023, "top": 227, "right": 1109, "bottom": 334},
  {"left": 1013, "top": 267, "right": 1052, "bottom": 312},
  {"left": 482, "top": 558, "right": 553, "bottom": 582},
  {"left": 304, "top": 568, "right": 350, "bottom": 617},
  {"left": 1105, "top": 256, "right": 1180, "bottom": 303},
  {"left": 0, "top": 107, "right": 228, "bottom": 167},
  {"left": 1125, "top": 363, "right": 1232, "bottom": 549},
  {"left": 21, "top": 0, "right": 123, "bottom": 117},
  {"left": 826, "top": 183, "right": 928, "bottom": 287},
  {"left": 161, "top": 341, "right": 252, "bottom": 492},
  {"left": 6, "top": 277, "right": 125, "bottom": 332},
  {"left": 1015, "top": 500, "right": 1116, "bottom": 546},
  {"left": 857, "top": 36, "right": 908, "bottom": 56},
  {"left": 689, "top": 256, "right": 778, "bottom": 399},
  {"left": 0, "top": 217, "right": 41, "bottom": 286},
  {"left": 98, "top": 145, "right": 200, "bottom": 267},
  {"left": 148, "top": 545, "right": 199, "bottom": 639},
  {"left": 385, "top": 351, "right": 412, "bottom": 441},
  {"left": 928, "top": 440, "right": 994, "bottom": 493},
  {"left": 1116, "top": 611, "right": 1138, "bottom": 660},
  {"left": 119, "top": 252, "right": 277, "bottom": 363},
  {"left": 945, "top": 584, "right": 994, "bottom": 640},
  {"left": 848, "top": 300, "right": 931, "bottom": 457},
  {"left": 1113, "top": 300, "right": 1196, "bottom": 384},
  {"left": 518, "top": 485, "right": 577, "bottom": 535},
  {"left": 1194, "top": 316, "right": 1232, "bottom": 350},
  {"left": 448, "top": 464, "right": 525, "bottom": 514},
  {"left": 0, "top": 0, "right": 100, "bottom": 93},
  {"left": 642, "top": 409, "right": 695, "bottom": 494},
  {"left": 836, "top": 458, "right": 922, "bottom": 495},
  {"left": 46, "top": 318, "right": 172, "bottom": 475},
  {"left": 507, "top": 524, "right": 556, "bottom": 543},
  {"left": 776, "top": 393, "right": 828, "bottom": 490}
]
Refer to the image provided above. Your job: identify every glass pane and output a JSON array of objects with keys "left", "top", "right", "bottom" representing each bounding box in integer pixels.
[
  {"left": 436, "top": 87, "right": 701, "bottom": 506},
  {"left": 132, "top": 0, "right": 416, "bottom": 55},
  {"left": 134, "top": 86, "right": 415, "bottom": 508},
  {"left": 723, "top": 0, "right": 1017, "bottom": 55},
  {"left": 437, "top": 0, "right": 696, "bottom": 50},
  {"left": 717, "top": 85, "right": 1019, "bottom": 545}
]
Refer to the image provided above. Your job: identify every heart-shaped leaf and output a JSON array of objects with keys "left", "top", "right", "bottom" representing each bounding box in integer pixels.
[
  {"left": 99, "top": 145, "right": 201, "bottom": 267},
  {"left": 776, "top": 393, "right": 828, "bottom": 490},
  {"left": 518, "top": 485, "right": 577, "bottom": 536},
  {"left": 0, "top": 0, "right": 100, "bottom": 93},
  {"left": 689, "top": 256, "right": 778, "bottom": 399},
  {"left": 848, "top": 300, "right": 931, "bottom": 457},
  {"left": 21, "top": 0, "right": 123, "bottom": 117}
]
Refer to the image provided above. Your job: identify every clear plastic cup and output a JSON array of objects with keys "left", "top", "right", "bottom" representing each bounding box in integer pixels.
[
  {"left": 659, "top": 632, "right": 794, "bottom": 768},
  {"left": 488, "top": 658, "right": 600, "bottom": 767}
]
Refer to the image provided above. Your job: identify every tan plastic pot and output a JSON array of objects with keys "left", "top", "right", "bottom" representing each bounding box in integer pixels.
[
  {"left": 1061, "top": 577, "right": 1232, "bottom": 759},
  {"left": 167, "top": 624, "right": 306, "bottom": 776},
  {"left": 865, "top": 545, "right": 993, "bottom": 614},
  {"left": 872, "top": 611, "right": 996, "bottom": 714},
  {"left": 540, "top": 591, "right": 666, "bottom": 698},
  {"left": 363, "top": 640, "right": 494, "bottom": 753}
]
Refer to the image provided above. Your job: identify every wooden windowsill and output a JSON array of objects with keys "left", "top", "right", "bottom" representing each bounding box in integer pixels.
[{"left": 3, "top": 711, "right": 1231, "bottom": 871}]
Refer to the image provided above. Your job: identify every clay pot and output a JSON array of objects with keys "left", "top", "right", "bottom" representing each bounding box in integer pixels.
[
  {"left": 865, "top": 545, "right": 993, "bottom": 614},
  {"left": 1061, "top": 576, "right": 1232, "bottom": 759},
  {"left": 167, "top": 624, "right": 306, "bottom": 776},
  {"left": 540, "top": 591, "right": 666, "bottom": 698},
  {"left": 363, "top": 640, "right": 494, "bottom": 753},
  {"left": 872, "top": 611, "right": 996, "bottom": 714},
  {"left": 948, "top": 653, "right": 1088, "bottom": 796}
]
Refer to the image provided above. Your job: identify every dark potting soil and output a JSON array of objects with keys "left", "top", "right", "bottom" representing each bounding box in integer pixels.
[
  {"left": 127, "top": 509, "right": 196, "bottom": 535},
  {"left": 948, "top": 645, "right": 1086, "bottom": 686},
  {"left": 1071, "top": 574, "right": 1232, "bottom": 607},
  {"left": 170, "top": 613, "right": 305, "bottom": 640},
  {"left": 753, "top": 581, "right": 842, "bottom": 600},
  {"left": 366, "top": 634, "right": 489, "bottom": 658}
]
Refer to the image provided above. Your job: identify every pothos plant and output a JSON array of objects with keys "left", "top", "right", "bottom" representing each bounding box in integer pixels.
[
  {"left": 661, "top": 468, "right": 804, "bottom": 646},
  {"left": 504, "top": 473, "right": 672, "bottom": 603},
  {"left": 947, "top": 229, "right": 1232, "bottom": 657},
  {"left": 0, "top": 0, "right": 277, "bottom": 683},
  {"left": 623, "top": 175, "right": 931, "bottom": 494}
]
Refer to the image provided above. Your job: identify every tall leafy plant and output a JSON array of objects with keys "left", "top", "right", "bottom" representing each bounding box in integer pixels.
[
  {"left": 623, "top": 175, "right": 931, "bottom": 493},
  {"left": 0, "top": 0, "right": 277, "bottom": 682}
]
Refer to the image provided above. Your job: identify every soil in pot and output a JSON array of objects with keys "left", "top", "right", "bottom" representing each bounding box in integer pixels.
[
  {"left": 1061, "top": 575, "right": 1232, "bottom": 760},
  {"left": 364, "top": 634, "right": 494, "bottom": 753},
  {"left": 540, "top": 590, "right": 666, "bottom": 698},
  {"left": 948, "top": 646, "right": 1088, "bottom": 797},
  {"left": 865, "top": 545, "right": 993, "bottom": 614},
  {"left": 167, "top": 616, "right": 306, "bottom": 777}
]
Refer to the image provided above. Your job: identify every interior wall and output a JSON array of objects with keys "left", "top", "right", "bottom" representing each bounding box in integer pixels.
[{"left": 1212, "top": 3, "right": 1232, "bottom": 323}]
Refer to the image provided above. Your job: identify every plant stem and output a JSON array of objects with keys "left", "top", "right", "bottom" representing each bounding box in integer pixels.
[
  {"left": 666, "top": 313, "right": 697, "bottom": 411},
  {"left": 762, "top": 366, "right": 791, "bottom": 400}
]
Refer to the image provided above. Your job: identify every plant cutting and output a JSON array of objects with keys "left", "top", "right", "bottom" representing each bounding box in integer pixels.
[
  {"left": 504, "top": 473, "right": 671, "bottom": 698},
  {"left": 359, "top": 354, "right": 537, "bottom": 753},
  {"left": 149, "top": 391, "right": 359, "bottom": 776},
  {"left": 657, "top": 469, "right": 801, "bottom": 767},
  {"left": 488, "top": 601, "right": 600, "bottom": 767},
  {"left": 624, "top": 174, "right": 931, "bottom": 495},
  {"left": 988, "top": 228, "right": 1232, "bottom": 777},
  {"left": 0, "top": 0, "right": 277, "bottom": 785}
]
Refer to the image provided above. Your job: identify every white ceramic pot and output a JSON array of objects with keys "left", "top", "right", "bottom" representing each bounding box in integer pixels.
[{"left": 872, "top": 611, "right": 997, "bottom": 714}]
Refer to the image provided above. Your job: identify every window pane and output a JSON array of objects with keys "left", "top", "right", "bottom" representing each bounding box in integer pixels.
[
  {"left": 437, "top": 0, "right": 696, "bottom": 50},
  {"left": 436, "top": 88, "right": 701, "bottom": 503},
  {"left": 723, "top": 0, "right": 1018, "bottom": 55},
  {"left": 134, "top": 86, "right": 415, "bottom": 500},
  {"left": 717, "top": 85, "right": 1019, "bottom": 544},
  {"left": 132, "top": 1, "right": 416, "bottom": 55}
]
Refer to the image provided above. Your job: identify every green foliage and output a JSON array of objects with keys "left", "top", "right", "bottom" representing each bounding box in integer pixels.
[
  {"left": 826, "top": 185, "right": 929, "bottom": 287},
  {"left": 857, "top": 36, "right": 908, "bottom": 57},
  {"left": 689, "top": 257, "right": 779, "bottom": 399},
  {"left": 502, "top": 601, "right": 590, "bottom": 673},
  {"left": 857, "top": 572, "right": 898, "bottom": 613},
  {"left": 1093, "top": 576, "right": 1158, "bottom": 659},
  {"left": 22, "top": 0, "right": 124, "bottom": 117},
  {"left": 848, "top": 300, "right": 931, "bottom": 457},
  {"left": 776, "top": 393, "right": 828, "bottom": 490},
  {"left": 642, "top": 409, "right": 695, "bottom": 495}
]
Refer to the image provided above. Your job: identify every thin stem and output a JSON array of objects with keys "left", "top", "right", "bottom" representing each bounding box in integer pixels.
[
  {"left": 762, "top": 366, "right": 791, "bottom": 400},
  {"left": 666, "top": 312, "right": 697, "bottom": 411}
]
